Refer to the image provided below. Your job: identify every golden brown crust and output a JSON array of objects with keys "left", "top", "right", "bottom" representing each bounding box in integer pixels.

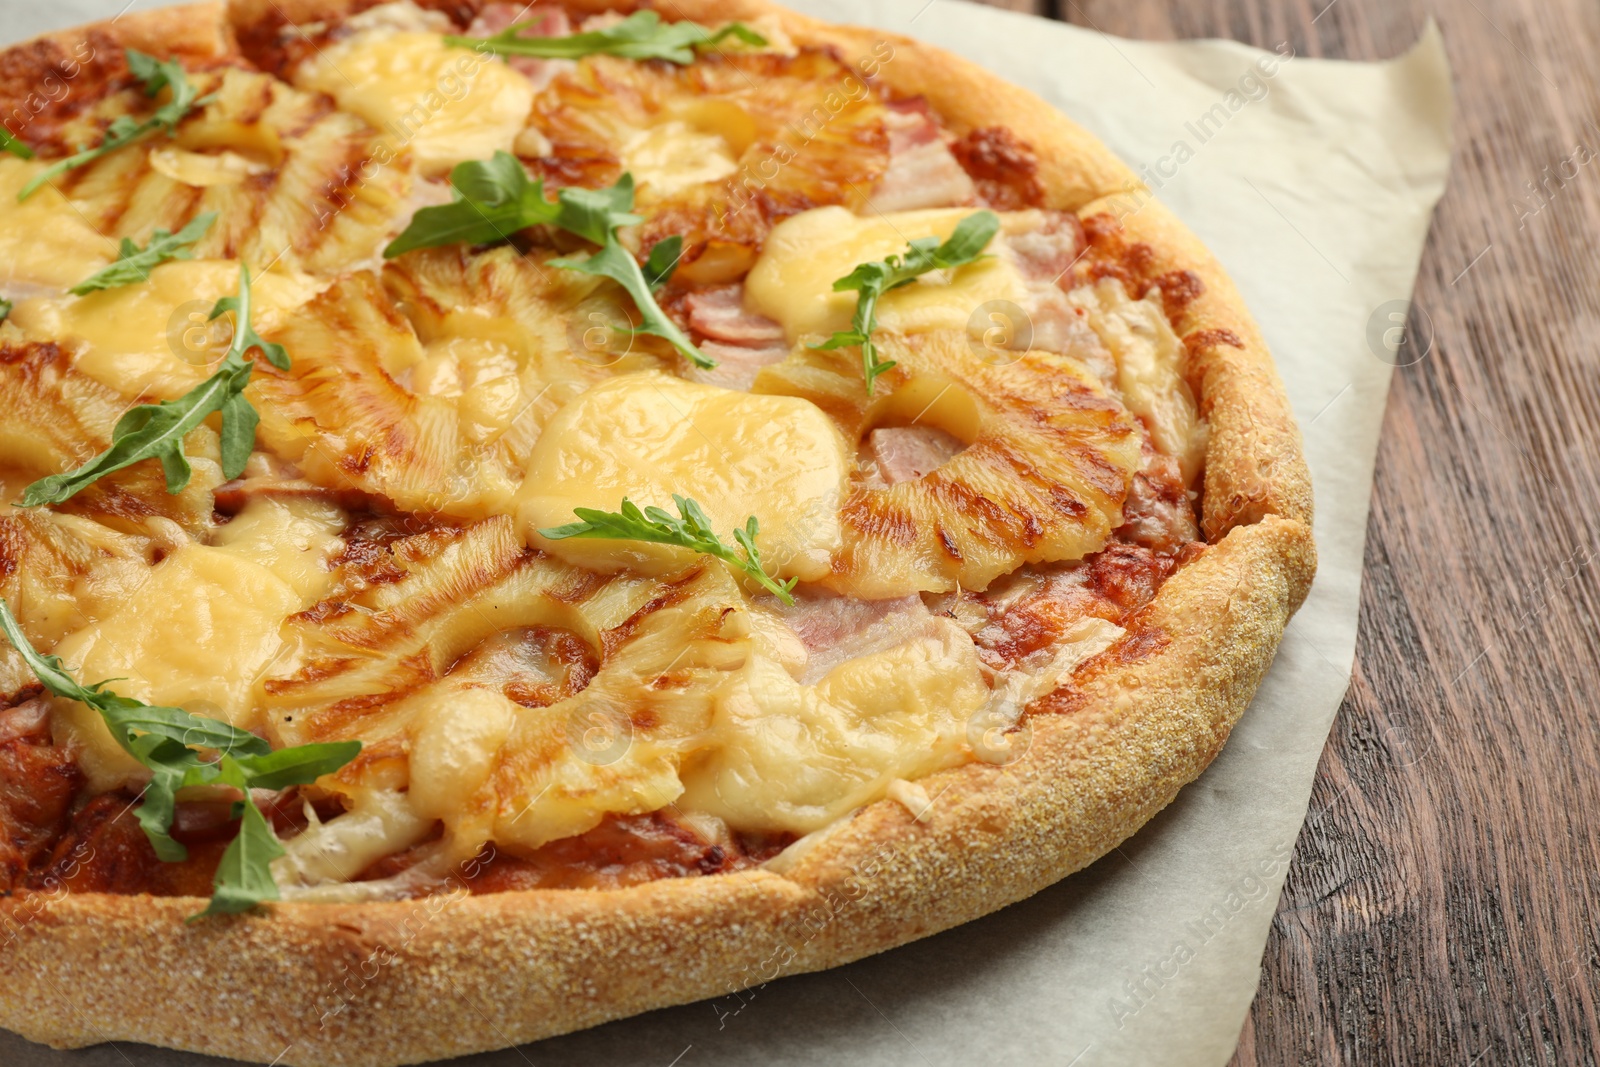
[{"left": 0, "top": 2, "right": 1316, "bottom": 1064}]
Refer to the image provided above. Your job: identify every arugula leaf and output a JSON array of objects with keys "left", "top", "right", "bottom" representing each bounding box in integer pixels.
[
  {"left": 386, "top": 155, "right": 711, "bottom": 367},
  {"left": 383, "top": 152, "right": 560, "bottom": 255},
  {"left": 642, "top": 235, "right": 683, "bottom": 292},
  {"left": 20, "top": 265, "right": 284, "bottom": 506},
  {"left": 551, "top": 240, "right": 706, "bottom": 365},
  {"left": 68, "top": 212, "right": 216, "bottom": 295},
  {"left": 232, "top": 742, "right": 365, "bottom": 791},
  {"left": 0, "top": 128, "right": 33, "bottom": 160},
  {"left": 194, "top": 757, "right": 287, "bottom": 918},
  {"left": 541, "top": 496, "right": 798, "bottom": 604},
  {"left": 0, "top": 600, "right": 360, "bottom": 916},
  {"left": 550, "top": 178, "right": 641, "bottom": 245},
  {"left": 811, "top": 211, "right": 1002, "bottom": 396},
  {"left": 134, "top": 764, "right": 190, "bottom": 861},
  {"left": 0, "top": 297, "right": 11, "bottom": 325},
  {"left": 445, "top": 10, "right": 765, "bottom": 65},
  {"left": 100, "top": 701, "right": 271, "bottom": 757},
  {"left": 207, "top": 264, "right": 290, "bottom": 372},
  {"left": 19, "top": 358, "right": 253, "bottom": 505},
  {"left": 18, "top": 49, "right": 211, "bottom": 201}
]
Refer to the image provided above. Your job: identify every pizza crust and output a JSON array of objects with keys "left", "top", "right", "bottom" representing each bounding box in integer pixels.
[{"left": 0, "top": 3, "right": 1316, "bottom": 1064}]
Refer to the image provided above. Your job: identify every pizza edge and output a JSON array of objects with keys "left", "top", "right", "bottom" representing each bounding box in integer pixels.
[{"left": 0, "top": 2, "right": 1316, "bottom": 1064}]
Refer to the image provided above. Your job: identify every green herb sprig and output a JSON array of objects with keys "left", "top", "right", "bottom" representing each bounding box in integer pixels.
[
  {"left": 0, "top": 128, "right": 33, "bottom": 160},
  {"left": 541, "top": 496, "right": 798, "bottom": 604},
  {"left": 0, "top": 297, "right": 11, "bottom": 325},
  {"left": 0, "top": 601, "right": 360, "bottom": 917},
  {"left": 445, "top": 10, "right": 765, "bottom": 65},
  {"left": 18, "top": 49, "right": 212, "bottom": 202},
  {"left": 69, "top": 212, "right": 216, "bottom": 295},
  {"left": 21, "top": 264, "right": 286, "bottom": 507},
  {"left": 812, "top": 211, "right": 1001, "bottom": 396},
  {"left": 384, "top": 153, "right": 709, "bottom": 367}
]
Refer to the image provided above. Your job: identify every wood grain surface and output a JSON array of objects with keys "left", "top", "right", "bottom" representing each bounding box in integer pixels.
[{"left": 953, "top": 0, "right": 1600, "bottom": 1061}]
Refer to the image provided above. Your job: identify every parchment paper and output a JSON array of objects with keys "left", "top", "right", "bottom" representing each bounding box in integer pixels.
[{"left": 0, "top": 1, "right": 1453, "bottom": 1064}]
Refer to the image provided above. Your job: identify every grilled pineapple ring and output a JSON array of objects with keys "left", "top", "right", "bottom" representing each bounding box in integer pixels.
[
  {"left": 756, "top": 330, "right": 1145, "bottom": 596},
  {"left": 524, "top": 48, "right": 896, "bottom": 285},
  {"left": 24, "top": 66, "right": 414, "bottom": 278}
]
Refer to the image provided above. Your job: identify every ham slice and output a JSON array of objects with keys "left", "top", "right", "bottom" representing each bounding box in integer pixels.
[
  {"left": 1116, "top": 450, "right": 1200, "bottom": 553},
  {"left": 869, "top": 104, "right": 977, "bottom": 212},
  {"left": 684, "top": 285, "right": 785, "bottom": 346},
  {"left": 1007, "top": 213, "right": 1086, "bottom": 284},
  {"left": 684, "top": 341, "right": 790, "bottom": 391},
  {"left": 987, "top": 212, "right": 1106, "bottom": 369},
  {"left": 1020, "top": 289, "right": 1110, "bottom": 374},
  {"left": 860, "top": 426, "right": 965, "bottom": 486},
  {"left": 776, "top": 593, "right": 936, "bottom": 684},
  {"left": 465, "top": 4, "right": 573, "bottom": 86},
  {"left": 679, "top": 286, "right": 790, "bottom": 389}
]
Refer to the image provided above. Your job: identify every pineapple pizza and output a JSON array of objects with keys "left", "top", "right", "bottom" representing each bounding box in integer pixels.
[{"left": 0, "top": 1, "right": 1314, "bottom": 1063}]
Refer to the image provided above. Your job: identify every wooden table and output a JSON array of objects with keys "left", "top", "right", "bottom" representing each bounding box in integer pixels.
[{"left": 967, "top": 0, "right": 1600, "bottom": 1062}]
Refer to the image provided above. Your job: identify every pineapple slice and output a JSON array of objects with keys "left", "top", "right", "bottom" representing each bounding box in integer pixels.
[
  {"left": 0, "top": 508, "right": 154, "bottom": 653},
  {"left": 263, "top": 517, "right": 551, "bottom": 735},
  {"left": 755, "top": 330, "right": 1144, "bottom": 597},
  {"left": 383, "top": 244, "right": 670, "bottom": 462},
  {"left": 0, "top": 339, "right": 223, "bottom": 533},
  {"left": 487, "top": 560, "right": 752, "bottom": 854},
  {"left": 261, "top": 516, "right": 754, "bottom": 866},
  {"left": 251, "top": 272, "right": 525, "bottom": 519},
  {"left": 255, "top": 255, "right": 684, "bottom": 519},
  {"left": 529, "top": 50, "right": 893, "bottom": 284},
  {"left": 0, "top": 505, "right": 156, "bottom": 743},
  {"left": 0, "top": 161, "right": 117, "bottom": 290},
  {"left": 46, "top": 66, "right": 413, "bottom": 277},
  {"left": 1066, "top": 278, "right": 1207, "bottom": 486}
]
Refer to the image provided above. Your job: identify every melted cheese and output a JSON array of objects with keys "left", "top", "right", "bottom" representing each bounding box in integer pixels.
[
  {"left": 9, "top": 260, "right": 320, "bottom": 400},
  {"left": 0, "top": 160, "right": 114, "bottom": 290},
  {"left": 404, "top": 336, "right": 525, "bottom": 444},
  {"left": 294, "top": 28, "right": 535, "bottom": 177},
  {"left": 745, "top": 206, "right": 1027, "bottom": 343},
  {"left": 407, "top": 686, "right": 516, "bottom": 846},
  {"left": 1067, "top": 278, "right": 1207, "bottom": 485},
  {"left": 147, "top": 146, "right": 271, "bottom": 187},
  {"left": 484, "top": 564, "right": 755, "bottom": 853},
  {"left": 48, "top": 497, "right": 344, "bottom": 792},
  {"left": 623, "top": 119, "right": 739, "bottom": 197},
  {"left": 274, "top": 786, "right": 433, "bottom": 892},
  {"left": 209, "top": 494, "right": 347, "bottom": 601},
  {"left": 518, "top": 372, "right": 850, "bottom": 582},
  {"left": 982, "top": 615, "right": 1124, "bottom": 764},
  {"left": 678, "top": 617, "right": 986, "bottom": 833}
]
